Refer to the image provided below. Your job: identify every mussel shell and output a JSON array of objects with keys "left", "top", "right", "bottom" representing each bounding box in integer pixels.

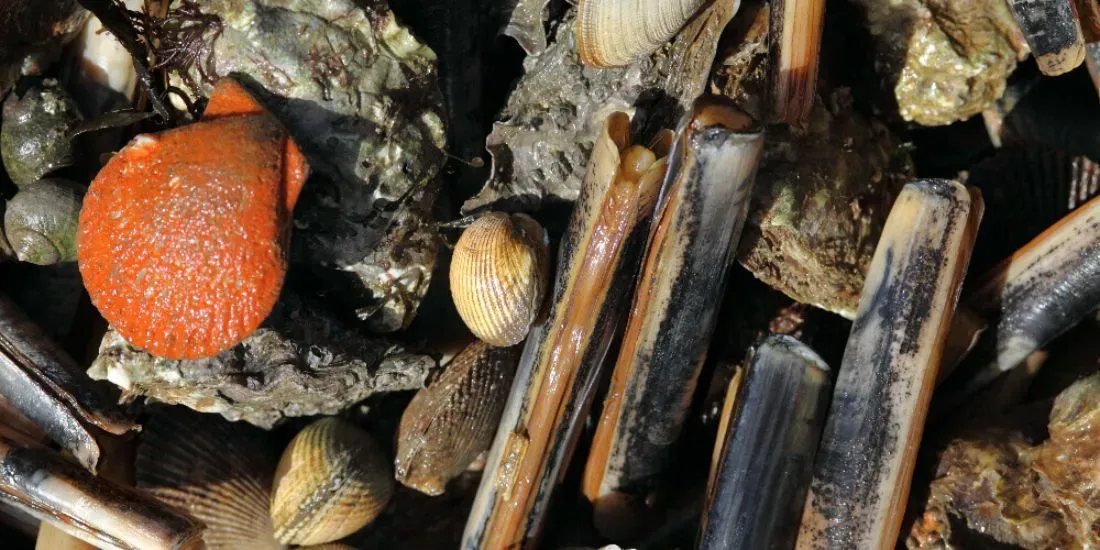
[
  {"left": 395, "top": 340, "right": 522, "bottom": 496},
  {"left": 4, "top": 178, "right": 84, "bottom": 265},
  {"left": 449, "top": 212, "right": 549, "bottom": 347},
  {"left": 136, "top": 407, "right": 283, "bottom": 550},
  {"left": 271, "top": 417, "right": 394, "bottom": 545}
]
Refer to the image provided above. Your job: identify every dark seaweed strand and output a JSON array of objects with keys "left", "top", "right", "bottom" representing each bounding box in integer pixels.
[
  {"left": 617, "top": 123, "right": 760, "bottom": 492},
  {"left": 1007, "top": 0, "right": 1082, "bottom": 60},
  {"left": 956, "top": 210, "right": 1100, "bottom": 395},
  {"left": 806, "top": 181, "right": 967, "bottom": 547}
]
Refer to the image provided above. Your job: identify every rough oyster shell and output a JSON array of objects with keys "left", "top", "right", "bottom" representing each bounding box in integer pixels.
[{"left": 87, "top": 292, "right": 435, "bottom": 429}]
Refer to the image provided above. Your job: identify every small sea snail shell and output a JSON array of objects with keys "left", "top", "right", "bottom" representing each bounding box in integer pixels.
[
  {"left": 270, "top": 417, "right": 394, "bottom": 546},
  {"left": 4, "top": 178, "right": 84, "bottom": 265},
  {"left": 1, "top": 78, "right": 82, "bottom": 186},
  {"left": 576, "top": 0, "right": 707, "bottom": 67},
  {"left": 76, "top": 77, "right": 309, "bottom": 360},
  {"left": 450, "top": 212, "right": 550, "bottom": 347}
]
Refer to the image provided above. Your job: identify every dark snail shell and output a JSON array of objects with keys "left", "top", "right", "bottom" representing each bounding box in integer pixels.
[
  {"left": 136, "top": 407, "right": 283, "bottom": 550},
  {"left": 4, "top": 178, "right": 84, "bottom": 265},
  {"left": 395, "top": 340, "right": 522, "bottom": 496},
  {"left": 0, "top": 78, "right": 81, "bottom": 186},
  {"left": 271, "top": 417, "right": 395, "bottom": 545}
]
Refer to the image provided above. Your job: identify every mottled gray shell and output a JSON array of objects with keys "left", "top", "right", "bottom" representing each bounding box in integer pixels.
[
  {"left": 4, "top": 178, "right": 84, "bottom": 265},
  {"left": 1, "top": 79, "right": 83, "bottom": 186}
]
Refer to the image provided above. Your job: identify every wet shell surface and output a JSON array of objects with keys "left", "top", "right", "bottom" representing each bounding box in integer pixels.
[
  {"left": 577, "top": 0, "right": 707, "bottom": 67},
  {"left": 449, "top": 212, "right": 550, "bottom": 347},
  {"left": 76, "top": 77, "right": 309, "bottom": 360},
  {"left": 271, "top": 417, "right": 395, "bottom": 545},
  {"left": 4, "top": 178, "right": 84, "bottom": 265},
  {"left": 0, "top": 78, "right": 82, "bottom": 186},
  {"left": 395, "top": 340, "right": 522, "bottom": 496},
  {"left": 136, "top": 408, "right": 283, "bottom": 550}
]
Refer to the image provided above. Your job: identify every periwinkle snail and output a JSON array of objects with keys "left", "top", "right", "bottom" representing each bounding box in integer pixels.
[
  {"left": 4, "top": 178, "right": 84, "bottom": 265},
  {"left": 1, "top": 78, "right": 82, "bottom": 187}
]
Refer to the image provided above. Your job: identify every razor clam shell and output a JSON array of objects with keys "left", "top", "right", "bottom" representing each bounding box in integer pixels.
[
  {"left": 136, "top": 408, "right": 283, "bottom": 550},
  {"left": 462, "top": 4, "right": 734, "bottom": 213},
  {"left": 582, "top": 97, "right": 764, "bottom": 530},
  {"left": 938, "top": 194, "right": 1100, "bottom": 405},
  {"left": 88, "top": 292, "right": 435, "bottom": 430},
  {"left": 698, "top": 335, "right": 831, "bottom": 550},
  {"left": 852, "top": 0, "right": 1027, "bottom": 126},
  {"left": 167, "top": 0, "right": 446, "bottom": 332},
  {"left": 964, "top": 143, "right": 1100, "bottom": 274},
  {"left": 768, "top": 0, "right": 826, "bottom": 126},
  {"left": 797, "top": 180, "right": 980, "bottom": 549},
  {"left": 1006, "top": 0, "right": 1085, "bottom": 76},
  {"left": 0, "top": 435, "right": 205, "bottom": 550},
  {"left": 462, "top": 112, "right": 666, "bottom": 549},
  {"left": 0, "top": 293, "right": 135, "bottom": 473},
  {"left": 576, "top": 0, "right": 707, "bottom": 68},
  {"left": 395, "top": 340, "right": 522, "bottom": 496}
]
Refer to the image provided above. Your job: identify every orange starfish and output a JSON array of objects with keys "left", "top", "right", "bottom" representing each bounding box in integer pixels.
[{"left": 77, "top": 78, "right": 309, "bottom": 360}]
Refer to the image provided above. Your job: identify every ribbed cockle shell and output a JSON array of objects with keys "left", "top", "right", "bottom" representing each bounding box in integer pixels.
[
  {"left": 450, "top": 212, "right": 549, "bottom": 347},
  {"left": 270, "top": 417, "right": 394, "bottom": 546},
  {"left": 577, "top": 0, "right": 707, "bottom": 67},
  {"left": 76, "top": 77, "right": 309, "bottom": 360}
]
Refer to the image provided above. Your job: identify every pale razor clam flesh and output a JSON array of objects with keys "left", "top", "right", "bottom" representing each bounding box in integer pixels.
[
  {"left": 797, "top": 180, "right": 981, "bottom": 549},
  {"left": 462, "top": 111, "right": 669, "bottom": 549},
  {"left": 0, "top": 293, "right": 135, "bottom": 473},
  {"left": 582, "top": 96, "right": 765, "bottom": 538},
  {"left": 698, "top": 335, "right": 831, "bottom": 550},
  {"left": 0, "top": 435, "right": 204, "bottom": 550}
]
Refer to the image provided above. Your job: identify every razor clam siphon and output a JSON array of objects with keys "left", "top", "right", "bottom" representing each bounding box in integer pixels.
[
  {"left": 0, "top": 293, "right": 135, "bottom": 473},
  {"left": 1006, "top": 0, "right": 1086, "bottom": 76},
  {"left": 698, "top": 335, "right": 832, "bottom": 550},
  {"left": 461, "top": 111, "right": 669, "bottom": 549},
  {"left": 796, "top": 180, "right": 982, "bottom": 550},
  {"left": 582, "top": 96, "right": 764, "bottom": 537},
  {"left": 0, "top": 435, "right": 205, "bottom": 550},
  {"left": 937, "top": 194, "right": 1100, "bottom": 406}
]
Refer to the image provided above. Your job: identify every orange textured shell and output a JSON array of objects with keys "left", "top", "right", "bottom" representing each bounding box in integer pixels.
[{"left": 77, "top": 78, "right": 309, "bottom": 360}]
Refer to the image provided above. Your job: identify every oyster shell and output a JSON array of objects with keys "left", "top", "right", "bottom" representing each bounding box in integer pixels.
[
  {"left": 167, "top": 0, "right": 447, "bottom": 332},
  {"left": 854, "top": 0, "right": 1028, "bottom": 126},
  {"left": 136, "top": 408, "right": 283, "bottom": 550},
  {"left": 87, "top": 292, "right": 435, "bottom": 429}
]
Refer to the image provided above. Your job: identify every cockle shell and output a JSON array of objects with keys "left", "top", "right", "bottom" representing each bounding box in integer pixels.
[
  {"left": 4, "top": 178, "right": 84, "bottom": 265},
  {"left": 395, "top": 340, "right": 522, "bottom": 496},
  {"left": 577, "top": 0, "right": 707, "bottom": 67},
  {"left": 450, "top": 212, "right": 550, "bottom": 347},
  {"left": 136, "top": 408, "right": 283, "bottom": 550},
  {"left": 271, "top": 417, "right": 394, "bottom": 545},
  {"left": 77, "top": 77, "right": 309, "bottom": 360}
]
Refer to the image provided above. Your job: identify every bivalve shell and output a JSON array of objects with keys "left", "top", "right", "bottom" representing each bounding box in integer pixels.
[
  {"left": 450, "top": 212, "right": 549, "bottom": 347},
  {"left": 577, "top": 0, "right": 707, "bottom": 67},
  {"left": 271, "top": 417, "right": 394, "bottom": 546}
]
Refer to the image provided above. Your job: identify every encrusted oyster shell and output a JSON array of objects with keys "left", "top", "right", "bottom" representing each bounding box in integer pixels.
[
  {"left": 88, "top": 293, "right": 435, "bottom": 429},
  {"left": 168, "top": 0, "right": 446, "bottom": 332}
]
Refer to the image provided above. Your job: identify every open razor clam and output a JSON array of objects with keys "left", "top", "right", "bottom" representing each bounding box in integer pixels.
[
  {"left": 581, "top": 96, "right": 764, "bottom": 538},
  {"left": 0, "top": 434, "right": 204, "bottom": 550},
  {"left": 1006, "top": 0, "right": 1086, "bottom": 76},
  {"left": 461, "top": 111, "right": 671, "bottom": 549},
  {"left": 0, "top": 293, "right": 135, "bottom": 473},
  {"left": 797, "top": 180, "right": 982, "bottom": 550},
  {"left": 698, "top": 335, "right": 831, "bottom": 550},
  {"left": 935, "top": 193, "right": 1100, "bottom": 411}
]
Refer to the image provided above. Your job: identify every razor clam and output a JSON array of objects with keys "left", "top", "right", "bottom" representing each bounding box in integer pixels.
[
  {"left": 0, "top": 435, "right": 204, "bottom": 550},
  {"left": 582, "top": 96, "right": 764, "bottom": 537},
  {"left": 0, "top": 293, "right": 135, "bottom": 473},
  {"left": 1006, "top": 0, "right": 1085, "bottom": 76},
  {"left": 936, "top": 194, "right": 1100, "bottom": 405},
  {"left": 396, "top": 340, "right": 523, "bottom": 496},
  {"left": 698, "top": 335, "right": 831, "bottom": 550},
  {"left": 796, "top": 180, "right": 981, "bottom": 549},
  {"left": 136, "top": 408, "right": 282, "bottom": 550},
  {"left": 462, "top": 111, "right": 669, "bottom": 549},
  {"left": 768, "top": 0, "right": 826, "bottom": 126}
]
